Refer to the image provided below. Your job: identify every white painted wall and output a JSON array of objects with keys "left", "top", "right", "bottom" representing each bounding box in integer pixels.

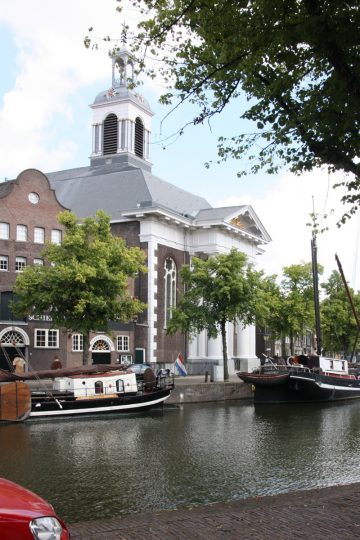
[{"left": 139, "top": 217, "right": 262, "bottom": 367}]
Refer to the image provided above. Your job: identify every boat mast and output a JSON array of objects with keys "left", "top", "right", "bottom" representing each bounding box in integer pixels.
[
  {"left": 311, "top": 230, "right": 322, "bottom": 355},
  {"left": 335, "top": 254, "right": 360, "bottom": 330},
  {"left": 335, "top": 255, "right": 360, "bottom": 360}
]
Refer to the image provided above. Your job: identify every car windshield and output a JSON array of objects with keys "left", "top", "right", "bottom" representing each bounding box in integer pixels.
[{"left": 127, "top": 364, "right": 150, "bottom": 373}]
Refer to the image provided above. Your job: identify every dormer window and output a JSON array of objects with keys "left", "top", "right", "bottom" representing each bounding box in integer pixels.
[
  {"left": 103, "top": 113, "right": 118, "bottom": 155},
  {"left": 135, "top": 117, "right": 144, "bottom": 158}
]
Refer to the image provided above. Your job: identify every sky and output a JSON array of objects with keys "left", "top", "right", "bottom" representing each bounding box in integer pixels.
[{"left": 1, "top": 0, "right": 359, "bottom": 289}]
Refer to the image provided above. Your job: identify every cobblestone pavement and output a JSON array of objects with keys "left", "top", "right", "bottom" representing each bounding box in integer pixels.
[{"left": 69, "top": 482, "right": 360, "bottom": 539}]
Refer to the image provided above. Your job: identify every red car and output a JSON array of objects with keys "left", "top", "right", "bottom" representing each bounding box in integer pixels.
[{"left": 0, "top": 477, "right": 70, "bottom": 539}]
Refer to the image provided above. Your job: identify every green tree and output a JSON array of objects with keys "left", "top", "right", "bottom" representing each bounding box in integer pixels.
[
  {"left": 279, "top": 263, "right": 319, "bottom": 355},
  {"left": 166, "top": 249, "right": 261, "bottom": 380},
  {"left": 103, "top": 1, "right": 360, "bottom": 220},
  {"left": 255, "top": 274, "right": 287, "bottom": 354},
  {"left": 254, "top": 264, "right": 318, "bottom": 356},
  {"left": 320, "top": 270, "right": 360, "bottom": 357},
  {"left": 12, "top": 210, "right": 147, "bottom": 365}
]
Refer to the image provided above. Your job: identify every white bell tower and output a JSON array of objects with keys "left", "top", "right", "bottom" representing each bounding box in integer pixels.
[{"left": 90, "top": 48, "right": 153, "bottom": 170}]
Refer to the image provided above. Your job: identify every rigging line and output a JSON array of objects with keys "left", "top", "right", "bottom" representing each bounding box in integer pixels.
[
  {"left": 352, "top": 212, "right": 360, "bottom": 290},
  {"left": 11, "top": 343, "right": 60, "bottom": 405},
  {"left": 0, "top": 343, "right": 15, "bottom": 372},
  {"left": 322, "top": 170, "right": 331, "bottom": 215}
]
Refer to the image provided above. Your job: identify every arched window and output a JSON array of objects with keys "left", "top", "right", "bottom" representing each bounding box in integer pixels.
[
  {"left": 127, "top": 59, "right": 134, "bottom": 81},
  {"left": 134, "top": 117, "right": 144, "bottom": 158},
  {"left": 94, "top": 381, "right": 104, "bottom": 394},
  {"left": 164, "top": 258, "right": 176, "bottom": 328},
  {"left": 115, "top": 57, "right": 125, "bottom": 85},
  {"left": 103, "top": 113, "right": 118, "bottom": 155},
  {"left": 116, "top": 379, "right": 125, "bottom": 393}
]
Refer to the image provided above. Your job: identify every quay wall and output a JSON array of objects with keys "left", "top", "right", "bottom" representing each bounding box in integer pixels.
[{"left": 167, "top": 378, "right": 253, "bottom": 404}]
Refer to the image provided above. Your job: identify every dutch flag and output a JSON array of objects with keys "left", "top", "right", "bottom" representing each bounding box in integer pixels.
[{"left": 174, "top": 353, "right": 187, "bottom": 377}]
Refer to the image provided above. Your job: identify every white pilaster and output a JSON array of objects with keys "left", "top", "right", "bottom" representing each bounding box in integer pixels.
[
  {"left": 188, "top": 336, "right": 197, "bottom": 358},
  {"left": 147, "top": 238, "right": 158, "bottom": 363},
  {"left": 98, "top": 124, "right": 102, "bottom": 154},
  {"left": 129, "top": 121, "right": 134, "bottom": 152},
  {"left": 237, "top": 324, "right": 251, "bottom": 357},
  {"left": 236, "top": 322, "right": 259, "bottom": 372},
  {"left": 207, "top": 335, "right": 222, "bottom": 359},
  {"left": 197, "top": 330, "right": 207, "bottom": 359},
  {"left": 117, "top": 118, "right": 122, "bottom": 153},
  {"left": 92, "top": 125, "right": 96, "bottom": 153},
  {"left": 226, "top": 321, "right": 235, "bottom": 374}
]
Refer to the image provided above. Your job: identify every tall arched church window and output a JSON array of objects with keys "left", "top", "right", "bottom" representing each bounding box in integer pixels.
[
  {"left": 164, "top": 258, "right": 176, "bottom": 328},
  {"left": 134, "top": 117, "right": 144, "bottom": 158},
  {"left": 103, "top": 113, "right": 118, "bottom": 155}
]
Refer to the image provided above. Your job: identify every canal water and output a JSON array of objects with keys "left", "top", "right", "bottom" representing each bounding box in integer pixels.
[{"left": 2, "top": 400, "right": 360, "bottom": 524}]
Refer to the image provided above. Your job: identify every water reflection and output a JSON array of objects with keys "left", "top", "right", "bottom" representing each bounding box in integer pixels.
[{"left": 1, "top": 401, "right": 360, "bottom": 523}]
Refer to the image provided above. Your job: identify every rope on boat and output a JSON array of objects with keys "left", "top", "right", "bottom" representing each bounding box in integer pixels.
[
  {"left": 0, "top": 343, "right": 15, "bottom": 372},
  {"left": 8, "top": 345, "right": 63, "bottom": 410}
]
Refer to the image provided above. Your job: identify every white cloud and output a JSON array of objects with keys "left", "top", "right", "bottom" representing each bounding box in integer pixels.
[
  {"left": 218, "top": 169, "right": 360, "bottom": 290},
  {"left": 0, "top": 0, "right": 138, "bottom": 178}
]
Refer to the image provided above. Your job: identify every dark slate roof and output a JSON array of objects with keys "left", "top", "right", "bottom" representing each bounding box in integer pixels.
[
  {"left": 47, "top": 163, "right": 212, "bottom": 221},
  {"left": 0, "top": 180, "right": 15, "bottom": 198},
  {"left": 93, "top": 87, "right": 152, "bottom": 113}
]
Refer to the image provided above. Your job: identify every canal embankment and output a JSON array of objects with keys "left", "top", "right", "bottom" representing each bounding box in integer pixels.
[
  {"left": 167, "top": 374, "right": 253, "bottom": 404},
  {"left": 68, "top": 481, "right": 360, "bottom": 539}
]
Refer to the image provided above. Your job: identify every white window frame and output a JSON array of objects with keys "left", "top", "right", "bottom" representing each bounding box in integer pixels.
[
  {"left": 72, "top": 334, "right": 83, "bottom": 352},
  {"left": 34, "top": 329, "right": 59, "bottom": 348},
  {"left": 51, "top": 229, "right": 62, "bottom": 244},
  {"left": 116, "top": 379, "right": 125, "bottom": 392},
  {"left": 33, "top": 258, "right": 44, "bottom": 266},
  {"left": 0, "top": 255, "right": 8, "bottom": 271},
  {"left": 15, "top": 256, "right": 27, "bottom": 272},
  {"left": 34, "top": 227, "right": 45, "bottom": 244},
  {"left": 0, "top": 223, "right": 9, "bottom": 240},
  {"left": 16, "top": 224, "right": 28, "bottom": 242},
  {"left": 164, "top": 257, "right": 177, "bottom": 328},
  {"left": 117, "top": 335, "right": 129, "bottom": 352}
]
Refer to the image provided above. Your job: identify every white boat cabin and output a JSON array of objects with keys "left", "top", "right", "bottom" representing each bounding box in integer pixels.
[
  {"left": 53, "top": 371, "right": 138, "bottom": 397},
  {"left": 320, "top": 357, "right": 348, "bottom": 375}
]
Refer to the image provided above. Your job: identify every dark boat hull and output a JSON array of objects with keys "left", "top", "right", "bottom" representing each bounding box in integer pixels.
[
  {"left": 248, "top": 372, "right": 360, "bottom": 404},
  {"left": 238, "top": 372, "right": 290, "bottom": 387},
  {"left": 30, "top": 388, "right": 171, "bottom": 419}
]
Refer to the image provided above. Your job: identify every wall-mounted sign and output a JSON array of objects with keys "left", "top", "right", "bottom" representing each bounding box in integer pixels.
[{"left": 28, "top": 314, "right": 53, "bottom": 322}]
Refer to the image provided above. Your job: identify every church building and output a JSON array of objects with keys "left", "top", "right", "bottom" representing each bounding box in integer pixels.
[{"left": 0, "top": 49, "right": 271, "bottom": 375}]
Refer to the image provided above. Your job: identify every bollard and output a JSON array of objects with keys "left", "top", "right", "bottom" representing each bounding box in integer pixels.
[{"left": 205, "top": 371, "right": 209, "bottom": 383}]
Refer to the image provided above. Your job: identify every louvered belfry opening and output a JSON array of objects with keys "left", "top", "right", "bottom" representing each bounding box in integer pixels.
[
  {"left": 135, "top": 117, "right": 144, "bottom": 158},
  {"left": 103, "top": 113, "right": 118, "bottom": 155}
]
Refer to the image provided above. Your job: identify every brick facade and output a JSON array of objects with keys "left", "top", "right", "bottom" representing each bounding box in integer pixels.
[
  {"left": 0, "top": 170, "right": 139, "bottom": 371},
  {"left": 0, "top": 169, "right": 68, "bottom": 370}
]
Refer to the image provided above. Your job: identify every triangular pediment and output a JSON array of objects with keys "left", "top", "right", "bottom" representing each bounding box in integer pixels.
[
  {"left": 226, "top": 206, "right": 271, "bottom": 243},
  {"left": 195, "top": 205, "right": 271, "bottom": 243}
]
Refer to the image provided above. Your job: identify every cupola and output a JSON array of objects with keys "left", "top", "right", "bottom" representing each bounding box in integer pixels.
[{"left": 90, "top": 48, "right": 153, "bottom": 170}]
